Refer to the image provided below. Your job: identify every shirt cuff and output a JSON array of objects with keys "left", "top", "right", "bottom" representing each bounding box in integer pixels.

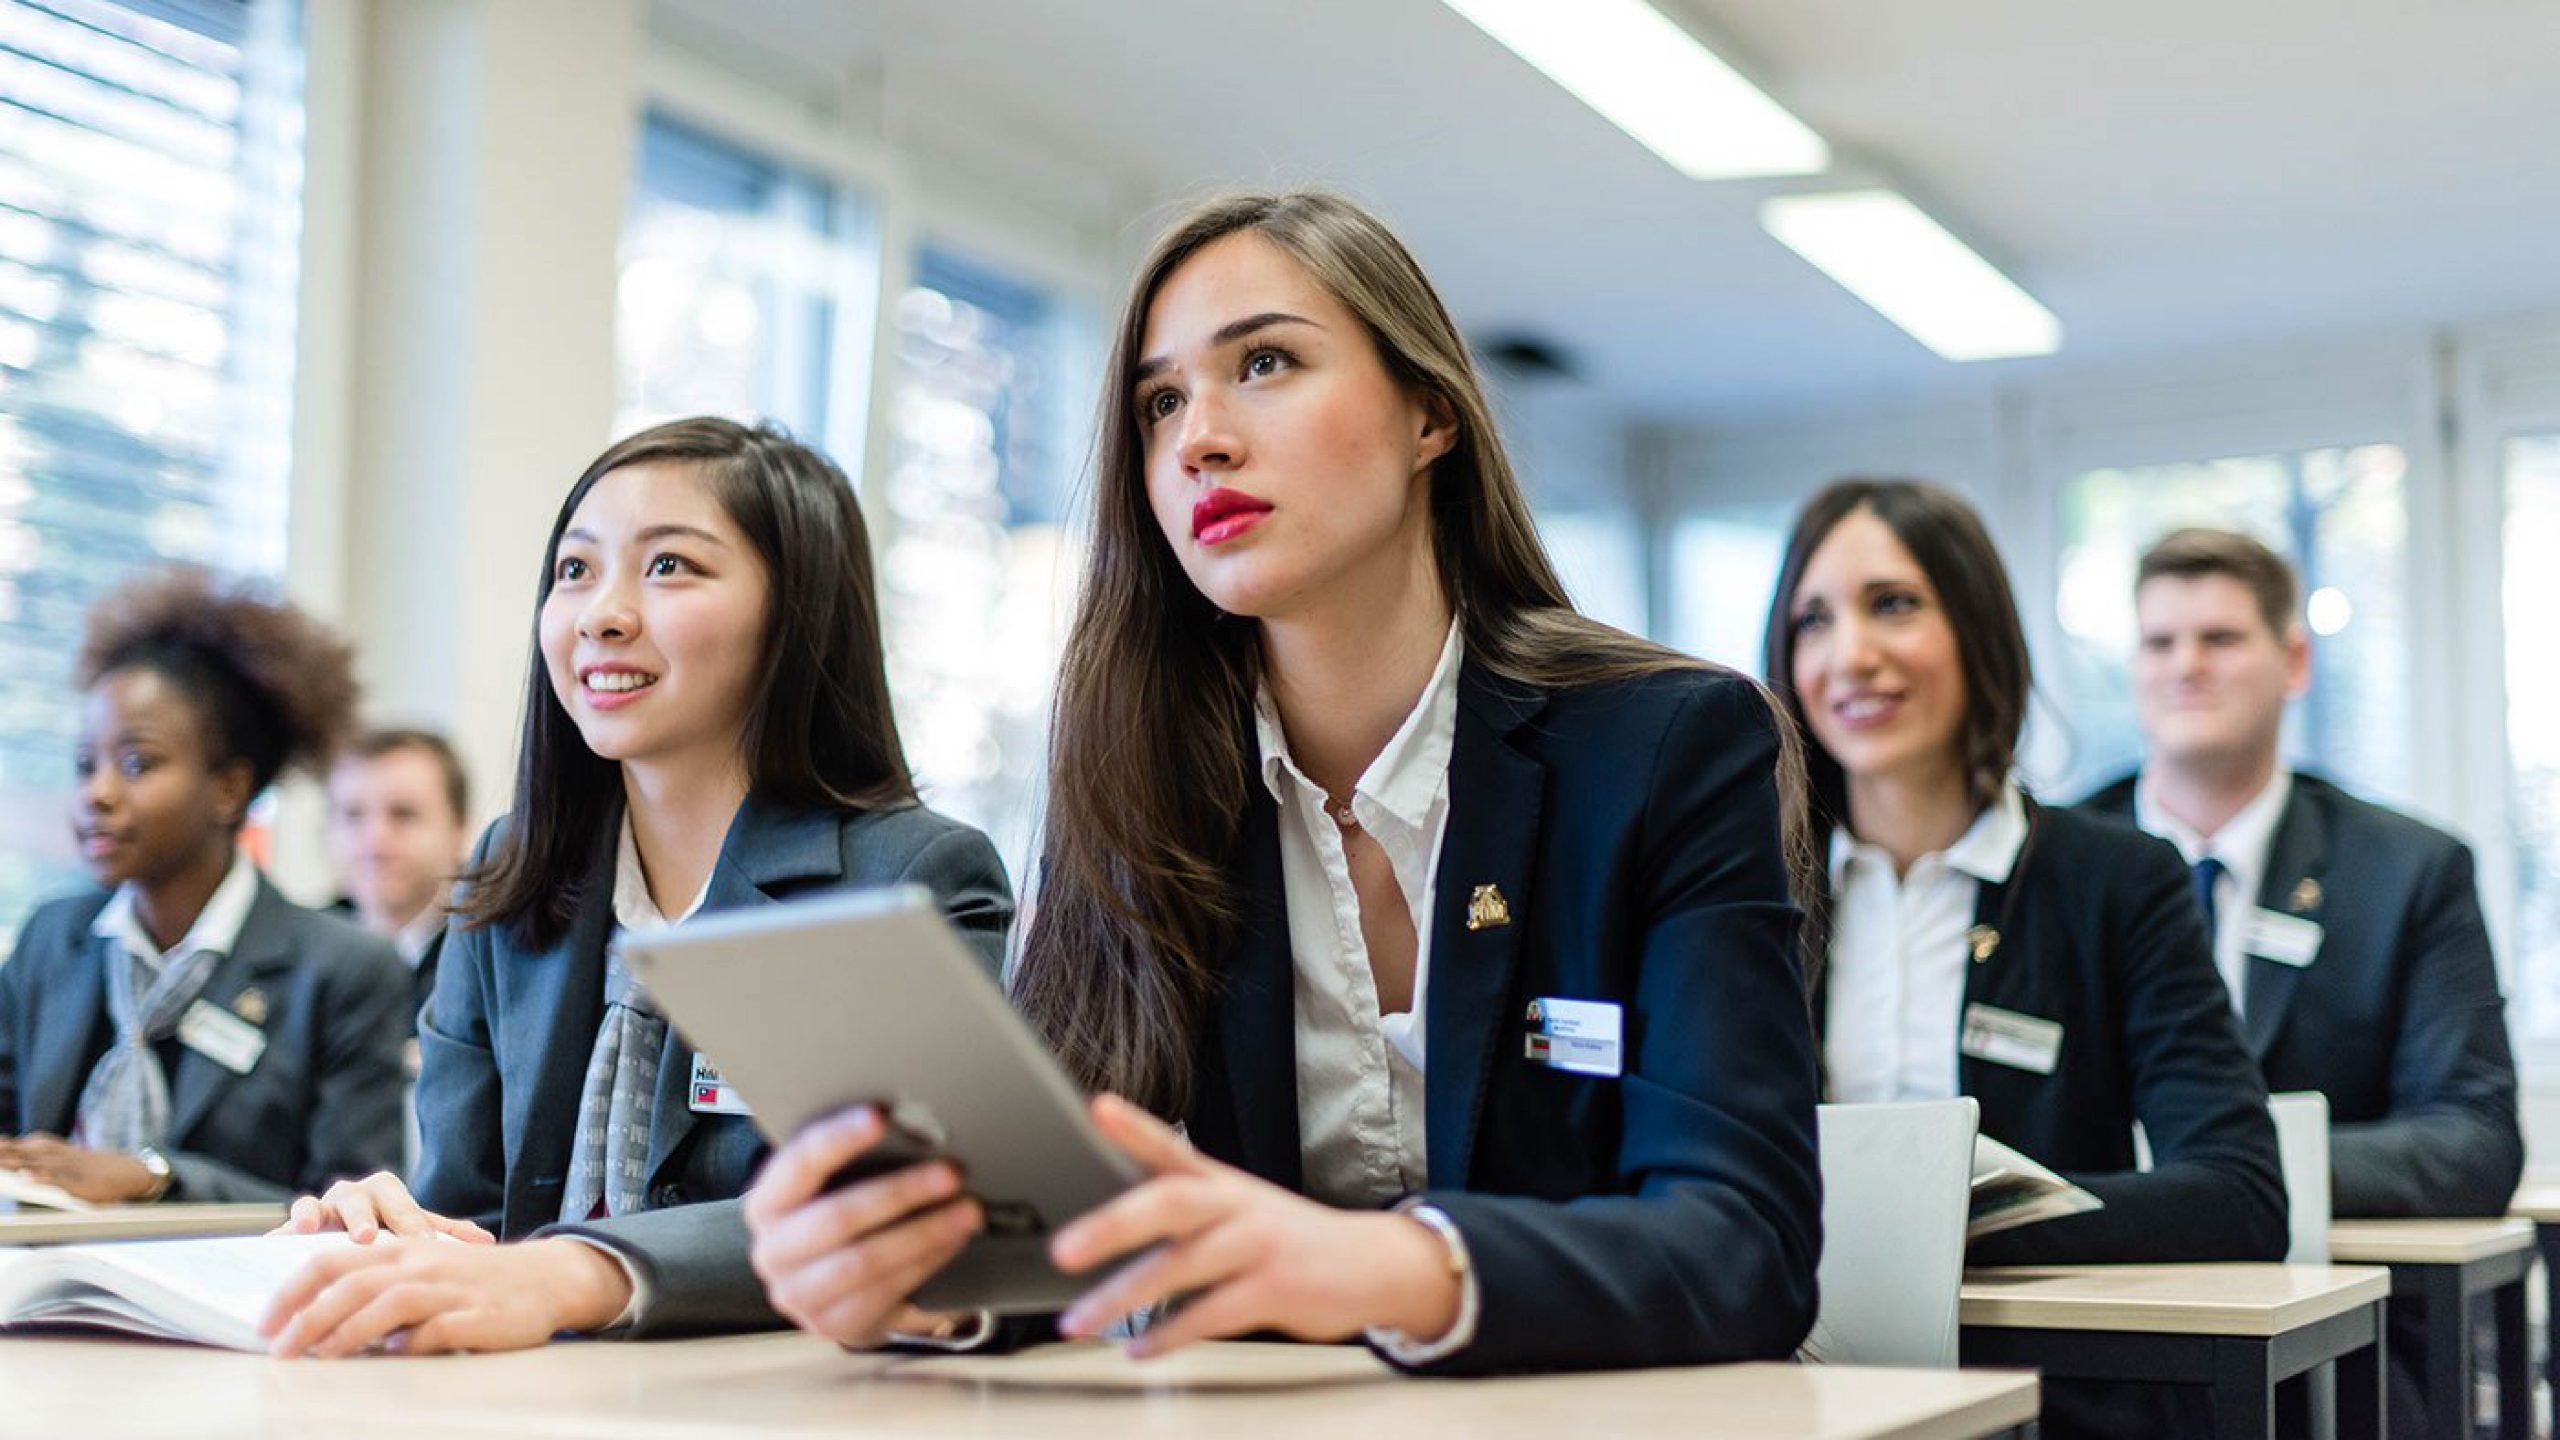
[
  {"left": 554, "top": 1234, "right": 653, "bottom": 1334},
  {"left": 882, "top": 1309, "right": 998, "bottom": 1352},
  {"left": 1366, "top": 1201, "right": 1479, "bottom": 1367}
]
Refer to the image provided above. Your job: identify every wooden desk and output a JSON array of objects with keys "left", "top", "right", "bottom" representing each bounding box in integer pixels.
[
  {"left": 1960, "top": 1264, "right": 2389, "bottom": 1439},
  {"left": 2330, "top": 1216, "right": 2537, "bottom": 1440},
  {"left": 0, "top": 1333, "right": 2039, "bottom": 1440},
  {"left": 0, "top": 1202, "right": 283, "bottom": 1246}
]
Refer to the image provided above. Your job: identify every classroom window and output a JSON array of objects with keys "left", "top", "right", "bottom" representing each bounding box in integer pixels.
[
  {"left": 615, "top": 111, "right": 869, "bottom": 451},
  {"left": 2505, "top": 435, "right": 2560, "bottom": 1038},
  {"left": 2047, "top": 444, "right": 2412, "bottom": 804},
  {"left": 880, "top": 244, "right": 1095, "bottom": 879},
  {"left": 1665, "top": 505, "right": 1792, "bottom": 672},
  {"left": 0, "top": 0, "right": 303, "bottom": 943},
  {"left": 1537, "top": 509, "right": 1647, "bottom": 638}
]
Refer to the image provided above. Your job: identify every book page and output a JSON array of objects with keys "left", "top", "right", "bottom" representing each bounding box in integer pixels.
[
  {"left": 4, "top": 1232, "right": 367, "bottom": 1351},
  {"left": 1969, "top": 1134, "right": 2104, "bottom": 1239}
]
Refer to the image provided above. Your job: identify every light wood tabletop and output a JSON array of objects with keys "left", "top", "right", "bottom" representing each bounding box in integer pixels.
[
  {"left": 1961, "top": 1263, "right": 2390, "bottom": 1337},
  {"left": 0, "top": 1333, "right": 2040, "bottom": 1440},
  {"left": 2326, "top": 1217, "right": 2534, "bottom": 1265},
  {"left": 0, "top": 1202, "right": 285, "bottom": 1246},
  {"left": 2508, "top": 1182, "right": 2560, "bottom": 1223}
]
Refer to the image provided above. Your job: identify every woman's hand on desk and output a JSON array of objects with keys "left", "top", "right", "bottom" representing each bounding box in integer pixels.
[
  {"left": 742, "top": 1105, "right": 985, "bottom": 1348},
  {"left": 0, "top": 1134, "right": 159, "bottom": 1203},
  {"left": 258, "top": 1236, "right": 634, "bottom": 1358},
  {"left": 272, "top": 1171, "right": 494, "bottom": 1245},
  {"left": 1050, "top": 1095, "right": 1461, "bottom": 1358}
]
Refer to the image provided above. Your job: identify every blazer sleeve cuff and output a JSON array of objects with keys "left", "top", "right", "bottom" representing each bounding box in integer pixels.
[
  {"left": 1365, "top": 1201, "right": 1481, "bottom": 1368},
  {"left": 551, "top": 1234, "right": 654, "bottom": 1334}
]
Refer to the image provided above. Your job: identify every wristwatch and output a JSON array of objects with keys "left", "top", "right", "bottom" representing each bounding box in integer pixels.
[{"left": 133, "top": 1147, "right": 173, "bottom": 1203}]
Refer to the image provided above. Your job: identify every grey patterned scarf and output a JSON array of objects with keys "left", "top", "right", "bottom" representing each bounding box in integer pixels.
[
  {"left": 558, "top": 944, "right": 667, "bottom": 1223},
  {"left": 75, "top": 936, "right": 222, "bottom": 1153}
]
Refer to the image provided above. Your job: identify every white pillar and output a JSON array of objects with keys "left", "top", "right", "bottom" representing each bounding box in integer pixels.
[{"left": 281, "top": 0, "right": 641, "bottom": 894}]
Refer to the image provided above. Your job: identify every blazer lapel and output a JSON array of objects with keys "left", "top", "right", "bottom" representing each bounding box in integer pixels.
[
  {"left": 26, "top": 922, "right": 112, "bottom": 1135},
  {"left": 166, "top": 881, "right": 296, "bottom": 1146},
  {"left": 2243, "top": 783, "right": 2328, "bottom": 1059},
  {"left": 644, "top": 796, "right": 848, "bottom": 1185},
  {"left": 502, "top": 828, "right": 620, "bottom": 1199},
  {"left": 1424, "top": 665, "right": 1549, "bottom": 1189},
  {"left": 1214, "top": 784, "right": 1304, "bottom": 1191}
]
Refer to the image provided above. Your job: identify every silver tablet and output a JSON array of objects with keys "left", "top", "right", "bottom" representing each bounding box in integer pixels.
[{"left": 618, "top": 884, "right": 1143, "bottom": 1315}]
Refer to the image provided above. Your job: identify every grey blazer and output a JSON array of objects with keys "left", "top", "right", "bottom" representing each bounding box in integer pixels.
[
  {"left": 413, "top": 793, "right": 1013, "bottom": 1336},
  {"left": 0, "top": 878, "right": 412, "bottom": 1201}
]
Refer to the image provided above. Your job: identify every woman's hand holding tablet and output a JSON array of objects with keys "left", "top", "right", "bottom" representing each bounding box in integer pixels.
[
  {"left": 746, "top": 1092, "right": 1462, "bottom": 1357},
  {"left": 1046, "top": 1095, "right": 1460, "bottom": 1357},
  {"left": 743, "top": 1104, "right": 988, "bottom": 1348}
]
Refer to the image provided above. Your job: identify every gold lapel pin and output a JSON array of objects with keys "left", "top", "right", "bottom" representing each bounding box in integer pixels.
[
  {"left": 233, "top": 987, "right": 268, "bottom": 1026},
  {"left": 2290, "top": 878, "right": 2323, "bottom": 914},
  {"left": 1467, "top": 884, "right": 1512, "bottom": 931},
  {"left": 1965, "top": 925, "right": 2001, "bottom": 963}
]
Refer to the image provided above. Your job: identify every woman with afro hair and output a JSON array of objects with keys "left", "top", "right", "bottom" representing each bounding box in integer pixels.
[{"left": 0, "top": 567, "right": 412, "bottom": 1203}]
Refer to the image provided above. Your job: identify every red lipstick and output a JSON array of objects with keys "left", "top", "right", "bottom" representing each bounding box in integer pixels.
[{"left": 1191, "top": 487, "right": 1273, "bottom": 546}]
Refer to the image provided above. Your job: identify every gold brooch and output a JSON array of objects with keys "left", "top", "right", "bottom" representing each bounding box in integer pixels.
[
  {"left": 1467, "top": 884, "right": 1512, "bottom": 931},
  {"left": 2290, "top": 878, "right": 2323, "bottom": 914},
  {"left": 232, "top": 987, "right": 269, "bottom": 1026},
  {"left": 1965, "top": 925, "right": 2001, "bottom": 963}
]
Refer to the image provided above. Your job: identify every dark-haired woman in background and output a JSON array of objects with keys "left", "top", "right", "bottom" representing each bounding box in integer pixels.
[
  {"left": 739, "top": 191, "right": 1824, "bottom": 1376},
  {"left": 259, "top": 418, "right": 1012, "bottom": 1358},
  {"left": 0, "top": 570, "right": 409, "bottom": 1204},
  {"left": 1764, "top": 479, "right": 2283, "bottom": 1438}
]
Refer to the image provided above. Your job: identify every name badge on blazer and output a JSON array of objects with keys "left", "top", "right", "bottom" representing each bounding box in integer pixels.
[
  {"left": 689, "top": 1053, "right": 752, "bottom": 1116},
  {"left": 176, "top": 999, "right": 267, "bottom": 1075},
  {"left": 1960, "top": 1003, "right": 2062, "bottom": 1076},
  {"left": 1523, "top": 997, "right": 1623, "bottom": 1078},
  {"left": 2244, "top": 908, "right": 2323, "bottom": 968}
]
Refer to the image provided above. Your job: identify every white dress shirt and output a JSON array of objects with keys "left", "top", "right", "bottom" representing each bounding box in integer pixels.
[
  {"left": 91, "top": 846, "right": 262, "bottom": 973},
  {"left": 1823, "top": 782, "right": 2029, "bottom": 1103},
  {"left": 1252, "top": 618, "right": 1476, "bottom": 1363},
  {"left": 1254, "top": 623, "right": 1461, "bottom": 1211},
  {"left": 391, "top": 904, "right": 445, "bottom": 970},
  {"left": 2135, "top": 768, "right": 2293, "bottom": 1015}
]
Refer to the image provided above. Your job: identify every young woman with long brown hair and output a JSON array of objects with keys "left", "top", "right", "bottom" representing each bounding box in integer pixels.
[
  {"left": 1764, "top": 479, "right": 2284, "bottom": 1438},
  {"left": 738, "top": 192, "right": 1825, "bottom": 1375}
]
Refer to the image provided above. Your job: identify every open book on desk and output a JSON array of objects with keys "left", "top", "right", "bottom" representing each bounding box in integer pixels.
[
  {"left": 1971, "top": 1135, "right": 2103, "bottom": 1240},
  {"left": 0, "top": 1232, "right": 360, "bottom": 1351}
]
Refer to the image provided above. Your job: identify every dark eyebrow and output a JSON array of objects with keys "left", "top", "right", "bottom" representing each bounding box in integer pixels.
[
  {"left": 1133, "top": 311, "right": 1320, "bottom": 383},
  {"left": 637, "top": 524, "right": 727, "bottom": 547},
  {"left": 558, "top": 524, "right": 727, "bottom": 548}
]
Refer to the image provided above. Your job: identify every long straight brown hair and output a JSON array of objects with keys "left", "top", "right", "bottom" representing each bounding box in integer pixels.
[
  {"left": 1013, "top": 191, "right": 1815, "bottom": 1116},
  {"left": 459, "top": 417, "right": 916, "bottom": 948}
]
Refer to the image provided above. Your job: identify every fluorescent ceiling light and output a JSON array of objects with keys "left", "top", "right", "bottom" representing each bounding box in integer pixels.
[
  {"left": 1760, "top": 189, "right": 2062, "bottom": 361},
  {"left": 1441, "top": 0, "right": 1828, "bottom": 180}
]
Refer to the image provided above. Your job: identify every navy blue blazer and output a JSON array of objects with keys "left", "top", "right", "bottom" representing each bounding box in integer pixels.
[
  {"left": 412, "top": 793, "right": 1013, "bottom": 1315},
  {"left": 1829, "top": 800, "right": 2287, "bottom": 1265},
  {"left": 2082, "top": 771, "right": 2522, "bottom": 1217},
  {"left": 0, "top": 877, "right": 411, "bottom": 1200},
  {"left": 1183, "top": 662, "right": 1822, "bottom": 1376}
]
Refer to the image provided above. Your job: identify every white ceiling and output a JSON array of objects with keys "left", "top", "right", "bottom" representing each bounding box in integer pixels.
[{"left": 656, "top": 0, "right": 2560, "bottom": 423}]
